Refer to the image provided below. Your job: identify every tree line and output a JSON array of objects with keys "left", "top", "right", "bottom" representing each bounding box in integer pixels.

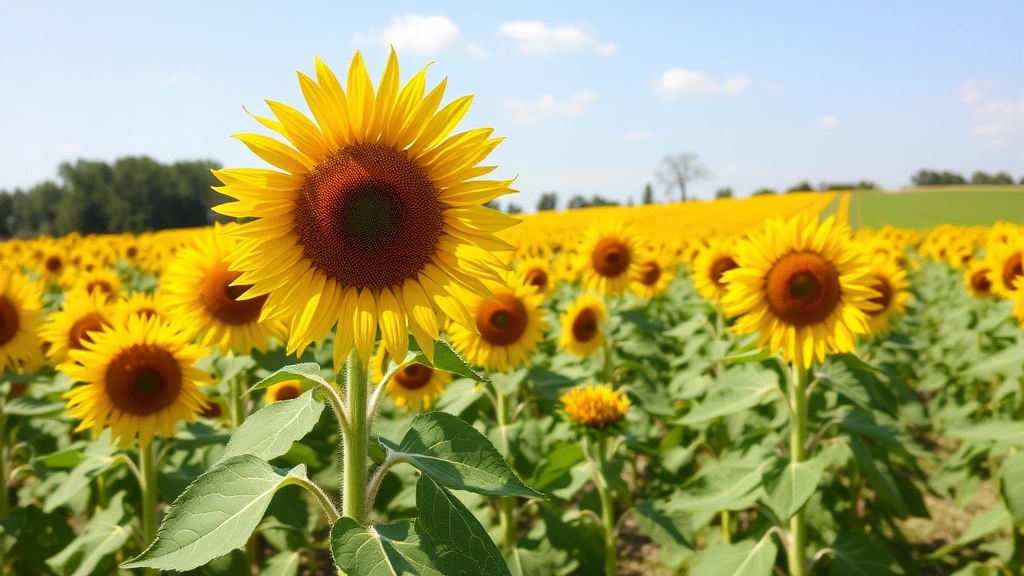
[
  {"left": 911, "top": 169, "right": 1022, "bottom": 186},
  {"left": 0, "top": 157, "right": 224, "bottom": 238}
]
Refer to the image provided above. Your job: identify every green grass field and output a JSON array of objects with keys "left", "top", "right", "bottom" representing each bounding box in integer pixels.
[{"left": 846, "top": 187, "right": 1024, "bottom": 230}]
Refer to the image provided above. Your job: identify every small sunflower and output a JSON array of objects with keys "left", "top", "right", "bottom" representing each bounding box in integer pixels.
[
  {"left": 560, "top": 384, "right": 629, "bottom": 430},
  {"left": 721, "top": 213, "right": 880, "bottom": 368},
  {"left": 516, "top": 256, "right": 555, "bottom": 297},
  {"left": 965, "top": 261, "right": 994, "bottom": 298},
  {"left": 266, "top": 379, "right": 304, "bottom": 403},
  {"left": 558, "top": 294, "right": 607, "bottom": 359},
  {"left": 40, "top": 290, "right": 117, "bottom": 364},
  {"left": 213, "top": 50, "right": 516, "bottom": 369},
  {"left": 0, "top": 268, "right": 45, "bottom": 374},
  {"left": 447, "top": 275, "right": 547, "bottom": 372},
  {"left": 692, "top": 240, "right": 739, "bottom": 302},
  {"left": 38, "top": 245, "right": 67, "bottom": 285},
  {"left": 161, "top": 226, "right": 286, "bottom": 354},
  {"left": 75, "top": 267, "right": 123, "bottom": 302},
  {"left": 863, "top": 259, "right": 911, "bottom": 336},
  {"left": 574, "top": 221, "right": 642, "bottom": 296},
  {"left": 631, "top": 247, "right": 675, "bottom": 298},
  {"left": 370, "top": 348, "right": 452, "bottom": 410},
  {"left": 120, "top": 291, "right": 162, "bottom": 321},
  {"left": 61, "top": 314, "right": 211, "bottom": 447}
]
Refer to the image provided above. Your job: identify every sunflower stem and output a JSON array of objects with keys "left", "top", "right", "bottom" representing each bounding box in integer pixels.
[
  {"left": 229, "top": 373, "right": 246, "bottom": 428},
  {"left": 601, "top": 335, "right": 614, "bottom": 385},
  {"left": 342, "top": 347, "right": 369, "bottom": 524},
  {"left": 0, "top": 411, "right": 8, "bottom": 520},
  {"left": 495, "top": 389, "right": 517, "bottom": 549},
  {"left": 590, "top": 434, "right": 618, "bottom": 576},
  {"left": 788, "top": 363, "right": 810, "bottom": 576},
  {"left": 139, "top": 440, "right": 159, "bottom": 576}
]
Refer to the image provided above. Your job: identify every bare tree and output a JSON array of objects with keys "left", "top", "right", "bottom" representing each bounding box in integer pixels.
[{"left": 655, "top": 153, "right": 710, "bottom": 202}]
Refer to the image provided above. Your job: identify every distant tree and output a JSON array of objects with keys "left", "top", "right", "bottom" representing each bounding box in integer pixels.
[
  {"left": 714, "top": 187, "right": 733, "bottom": 199},
  {"left": 655, "top": 153, "right": 710, "bottom": 202},
  {"left": 642, "top": 183, "right": 654, "bottom": 205},
  {"left": 0, "top": 193, "right": 12, "bottom": 238},
  {"left": 483, "top": 200, "right": 501, "bottom": 210},
  {"left": 819, "top": 181, "right": 876, "bottom": 191},
  {"left": 787, "top": 181, "right": 814, "bottom": 192},
  {"left": 912, "top": 169, "right": 966, "bottom": 186},
  {"left": 1020, "top": 175, "right": 1024, "bottom": 185},
  {"left": 566, "top": 195, "right": 621, "bottom": 210},
  {"left": 536, "top": 192, "right": 558, "bottom": 211},
  {"left": 627, "top": 197, "right": 634, "bottom": 207},
  {"left": 971, "top": 171, "right": 1015, "bottom": 185},
  {"left": 751, "top": 188, "right": 777, "bottom": 196},
  {"left": 567, "top": 195, "right": 587, "bottom": 210},
  {"left": 506, "top": 203, "right": 523, "bottom": 215}
]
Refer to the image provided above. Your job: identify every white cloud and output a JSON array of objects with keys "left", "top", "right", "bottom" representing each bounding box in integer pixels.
[
  {"left": 502, "top": 91, "right": 597, "bottom": 125},
  {"left": 353, "top": 14, "right": 488, "bottom": 59},
  {"left": 624, "top": 129, "right": 653, "bottom": 141},
  {"left": 959, "top": 80, "right": 1024, "bottom": 145},
  {"left": 497, "top": 21, "right": 615, "bottom": 55},
  {"left": 818, "top": 115, "right": 841, "bottom": 130},
  {"left": 763, "top": 82, "right": 785, "bottom": 94},
  {"left": 652, "top": 68, "right": 750, "bottom": 101},
  {"left": 959, "top": 80, "right": 992, "bottom": 103}
]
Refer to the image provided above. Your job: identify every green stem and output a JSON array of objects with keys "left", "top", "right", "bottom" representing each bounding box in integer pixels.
[
  {"left": 591, "top": 435, "right": 617, "bottom": 576},
  {"left": 495, "top": 389, "right": 516, "bottom": 548},
  {"left": 342, "top": 347, "right": 369, "bottom": 524},
  {"left": 139, "top": 441, "right": 159, "bottom": 576},
  {"left": 1018, "top": 377, "right": 1024, "bottom": 419},
  {"left": 788, "top": 363, "right": 809, "bottom": 576},
  {"left": 601, "top": 335, "right": 614, "bottom": 385},
  {"left": 721, "top": 509, "right": 732, "bottom": 544},
  {"left": 95, "top": 473, "right": 109, "bottom": 510},
  {"left": 229, "top": 373, "right": 246, "bottom": 428},
  {"left": 0, "top": 411, "right": 8, "bottom": 520}
]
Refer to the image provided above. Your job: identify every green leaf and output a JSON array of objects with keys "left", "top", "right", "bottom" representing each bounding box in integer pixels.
[
  {"left": 123, "top": 455, "right": 310, "bottom": 571},
  {"left": 330, "top": 517, "right": 455, "bottom": 576},
  {"left": 690, "top": 533, "right": 778, "bottom": 576},
  {"left": 409, "top": 339, "right": 487, "bottom": 382},
  {"left": 677, "top": 367, "right": 779, "bottom": 424},
  {"left": 416, "top": 475, "right": 511, "bottom": 576},
  {"left": 721, "top": 346, "right": 773, "bottom": 364},
  {"left": 259, "top": 551, "right": 302, "bottom": 576},
  {"left": 849, "top": 436, "right": 906, "bottom": 516},
  {"left": 222, "top": 389, "right": 324, "bottom": 462},
  {"left": 384, "top": 411, "right": 544, "bottom": 498},
  {"left": 43, "top": 441, "right": 118, "bottom": 513},
  {"left": 247, "top": 362, "right": 330, "bottom": 394},
  {"left": 1000, "top": 451, "right": 1024, "bottom": 524},
  {"left": 926, "top": 503, "right": 1011, "bottom": 560},
  {"left": 46, "top": 493, "right": 131, "bottom": 576},
  {"left": 948, "top": 421, "right": 1024, "bottom": 445},
  {"left": 832, "top": 532, "right": 904, "bottom": 575},
  {"left": 37, "top": 445, "right": 87, "bottom": 469},
  {"left": 632, "top": 501, "right": 694, "bottom": 568},
  {"left": 761, "top": 450, "right": 829, "bottom": 522},
  {"left": 964, "top": 340, "right": 1024, "bottom": 381},
  {"left": 3, "top": 397, "right": 64, "bottom": 416}
]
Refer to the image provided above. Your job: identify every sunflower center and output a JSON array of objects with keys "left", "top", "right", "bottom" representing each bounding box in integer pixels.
[
  {"left": 1003, "top": 253, "right": 1023, "bottom": 291},
  {"left": 294, "top": 143, "right": 445, "bottom": 290},
  {"left": 105, "top": 344, "right": 183, "bottom": 416},
  {"left": 640, "top": 262, "right": 661, "bottom": 286},
  {"left": 126, "top": 246, "right": 138, "bottom": 259},
  {"left": 87, "top": 280, "right": 114, "bottom": 296},
  {"left": 867, "top": 278, "right": 893, "bottom": 316},
  {"left": 764, "top": 252, "right": 841, "bottom": 327},
  {"left": 710, "top": 256, "right": 739, "bottom": 287},
  {"left": 274, "top": 383, "right": 302, "bottom": 401},
  {"left": 0, "top": 296, "right": 21, "bottom": 347},
  {"left": 971, "top": 269, "right": 992, "bottom": 293},
  {"left": 45, "top": 255, "right": 63, "bottom": 274},
  {"left": 592, "top": 238, "right": 630, "bottom": 278},
  {"left": 525, "top": 268, "right": 549, "bottom": 292},
  {"left": 69, "top": 314, "right": 106, "bottom": 350},
  {"left": 202, "top": 261, "right": 267, "bottom": 325},
  {"left": 571, "top": 307, "right": 599, "bottom": 343},
  {"left": 394, "top": 363, "right": 434, "bottom": 390},
  {"left": 476, "top": 293, "right": 529, "bottom": 346}
]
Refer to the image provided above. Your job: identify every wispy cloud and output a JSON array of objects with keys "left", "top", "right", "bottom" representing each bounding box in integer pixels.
[
  {"left": 502, "top": 91, "right": 597, "bottom": 125},
  {"left": 818, "top": 115, "right": 841, "bottom": 130},
  {"left": 624, "top": 129, "right": 653, "bottom": 141},
  {"left": 353, "top": 14, "right": 488, "bottom": 59},
  {"left": 497, "top": 21, "right": 615, "bottom": 55},
  {"left": 652, "top": 68, "right": 749, "bottom": 101},
  {"left": 959, "top": 80, "right": 1024, "bottom": 146}
]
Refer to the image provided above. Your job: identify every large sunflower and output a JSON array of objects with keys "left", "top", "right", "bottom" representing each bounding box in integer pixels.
[
  {"left": 574, "top": 221, "right": 642, "bottom": 296},
  {"left": 985, "top": 235, "right": 1023, "bottom": 298},
  {"left": 213, "top": 50, "right": 516, "bottom": 368},
  {"left": 40, "top": 290, "right": 117, "bottom": 364},
  {"left": 61, "top": 314, "right": 211, "bottom": 447},
  {"left": 447, "top": 275, "right": 547, "bottom": 372},
  {"left": 161, "top": 226, "right": 286, "bottom": 354},
  {"left": 721, "top": 213, "right": 880, "bottom": 368},
  {"left": 863, "top": 258, "right": 911, "bottom": 336},
  {"left": 0, "top": 268, "right": 45, "bottom": 373},
  {"left": 692, "top": 239, "right": 739, "bottom": 302},
  {"left": 558, "top": 294, "right": 606, "bottom": 359},
  {"left": 370, "top": 348, "right": 453, "bottom": 410}
]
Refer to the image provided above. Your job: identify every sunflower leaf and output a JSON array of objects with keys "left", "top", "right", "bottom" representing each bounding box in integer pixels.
[
  {"left": 382, "top": 411, "right": 544, "bottom": 498},
  {"left": 222, "top": 389, "right": 324, "bottom": 462},
  {"left": 245, "top": 362, "right": 331, "bottom": 394},
  {"left": 409, "top": 339, "right": 488, "bottom": 382},
  {"left": 123, "top": 455, "right": 309, "bottom": 571},
  {"left": 46, "top": 492, "right": 131, "bottom": 576},
  {"left": 330, "top": 517, "right": 457, "bottom": 576}
]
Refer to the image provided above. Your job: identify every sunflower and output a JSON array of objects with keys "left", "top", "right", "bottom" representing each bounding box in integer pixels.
[
  {"left": 212, "top": 50, "right": 516, "bottom": 369},
  {"left": 560, "top": 384, "right": 629, "bottom": 430},
  {"left": 38, "top": 245, "right": 67, "bottom": 285},
  {"left": 266, "top": 379, "right": 304, "bottom": 403},
  {"left": 863, "top": 259, "right": 911, "bottom": 336},
  {"left": 573, "top": 221, "right": 642, "bottom": 297},
  {"left": 447, "top": 275, "right": 547, "bottom": 372},
  {"left": 558, "top": 294, "right": 607, "bottom": 359},
  {"left": 120, "top": 291, "right": 162, "bottom": 321},
  {"left": 0, "top": 268, "right": 45, "bottom": 374},
  {"left": 692, "top": 240, "right": 739, "bottom": 302},
  {"left": 516, "top": 256, "right": 555, "bottom": 297},
  {"left": 74, "top": 267, "right": 123, "bottom": 302},
  {"left": 61, "top": 314, "right": 211, "bottom": 447},
  {"left": 984, "top": 228, "right": 1023, "bottom": 298},
  {"left": 161, "top": 226, "right": 286, "bottom": 354},
  {"left": 965, "top": 261, "right": 994, "bottom": 298},
  {"left": 370, "top": 348, "right": 452, "bottom": 410},
  {"left": 40, "top": 290, "right": 117, "bottom": 364},
  {"left": 721, "top": 213, "right": 880, "bottom": 368},
  {"left": 630, "top": 247, "right": 675, "bottom": 298}
]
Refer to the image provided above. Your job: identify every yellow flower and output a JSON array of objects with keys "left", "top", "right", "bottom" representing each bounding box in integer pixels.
[
  {"left": 560, "top": 384, "right": 629, "bottom": 429},
  {"left": 983, "top": 225, "right": 1023, "bottom": 298},
  {"left": 40, "top": 290, "right": 117, "bottom": 364},
  {"left": 558, "top": 294, "right": 606, "bottom": 359},
  {"left": 370, "top": 349, "right": 452, "bottom": 410},
  {"left": 74, "top": 267, "right": 123, "bottom": 302},
  {"left": 722, "top": 212, "right": 880, "bottom": 368},
  {"left": 266, "top": 380, "right": 304, "bottom": 403},
  {"left": 692, "top": 239, "right": 739, "bottom": 302},
  {"left": 630, "top": 246, "right": 675, "bottom": 298},
  {"left": 863, "top": 258, "right": 911, "bottom": 336},
  {"left": 574, "top": 221, "right": 642, "bottom": 296},
  {"left": 120, "top": 291, "right": 163, "bottom": 321},
  {"left": 964, "top": 260, "right": 994, "bottom": 298},
  {"left": 61, "top": 314, "right": 211, "bottom": 447},
  {"left": 212, "top": 50, "right": 516, "bottom": 368},
  {"left": 0, "top": 268, "right": 45, "bottom": 374},
  {"left": 516, "top": 256, "right": 555, "bottom": 298}
]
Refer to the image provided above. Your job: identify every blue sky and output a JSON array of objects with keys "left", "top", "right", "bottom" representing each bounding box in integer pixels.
[{"left": 1, "top": 1, "right": 1022, "bottom": 208}]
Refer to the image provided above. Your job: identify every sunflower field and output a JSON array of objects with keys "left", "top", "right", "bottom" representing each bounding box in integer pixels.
[{"left": 2, "top": 51, "right": 1024, "bottom": 576}]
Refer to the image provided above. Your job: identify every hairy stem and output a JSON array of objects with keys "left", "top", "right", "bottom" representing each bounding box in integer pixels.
[
  {"left": 592, "top": 435, "right": 618, "bottom": 576},
  {"left": 139, "top": 441, "right": 159, "bottom": 576},
  {"left": 788, "top": 363, "right": 809, "bottom": 576},
  {"left": 342, "top": 347, "right": 369, "bottom": 524}
]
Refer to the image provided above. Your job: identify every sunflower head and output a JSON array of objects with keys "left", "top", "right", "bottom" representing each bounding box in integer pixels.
[
  {"left": 370, "top": 348, "right": 453, "bottom": 410},
  {"left": 574, "top": 221, "right": 641, "bottom": 296},
  {"left": 516, "top": 256, "right": 555, "bottom": 297},
  {"left": 558, "top": 294, "right": 607, "bottom": 359},
  {"left": 266, "top": 379, "right": 304, "bottom": 403},
  {"left": 75, "top": 267, "right": 123, "bottom": 302},
  {"left": 212, "top": 50, "right": 517, "bottom": 370},
  {"left": 560, "top": 384, "right": 629, "bottom": 430},
  {"left": 0, "top": 267, "right": 45, "bottom": 374},
  {"left": 862, "top": 258, "right": 911, "bottom": 336},
  {"left": 120, "top": 291, "right": 163, "bottom": 322},
  {"left": 40, "top": 289, "right": 117, "bottom": 364},
  {"left": 630, "top": 246, "right": 675, "bottom": 298},
  {"left": 965, "top": 261, "right": 994, "bottom": 298}
]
